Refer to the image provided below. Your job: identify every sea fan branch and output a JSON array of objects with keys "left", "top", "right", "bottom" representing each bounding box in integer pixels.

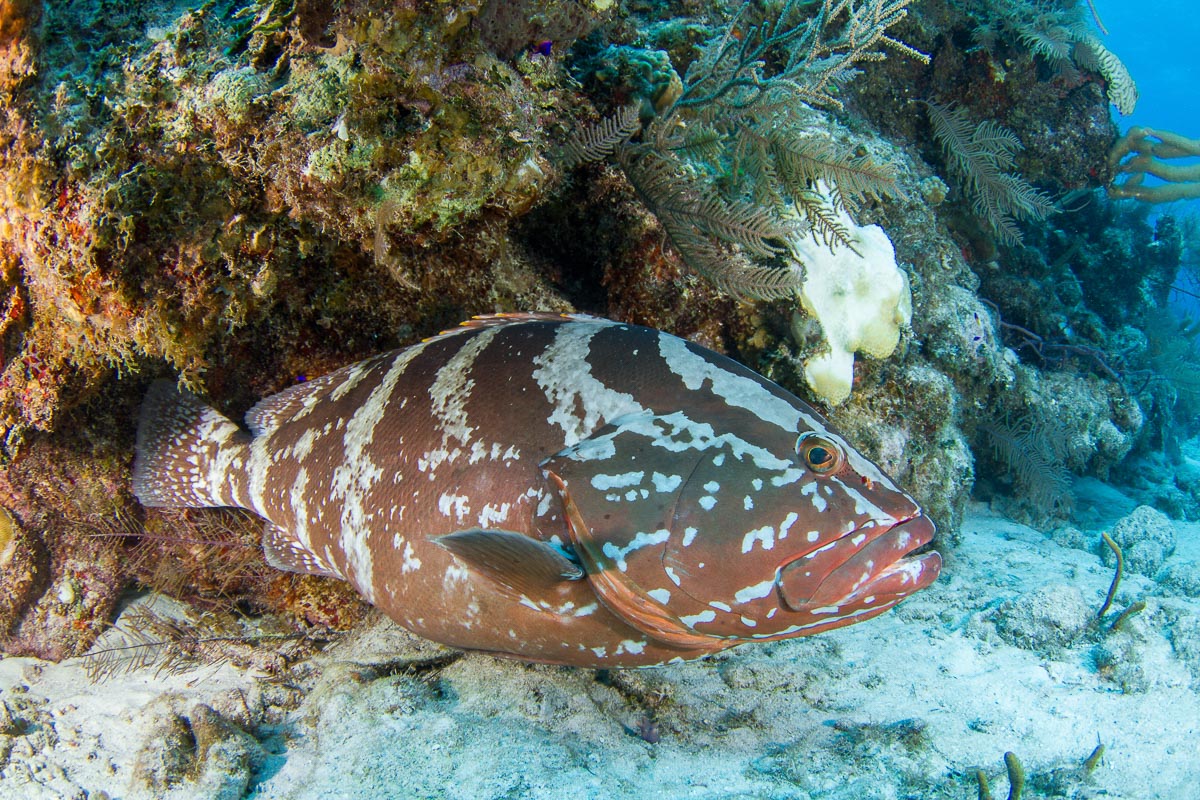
[
  {"left": 558, "top": 1, "right": 924, "bottom": 300},
  {"left": 559, "top": 104, "right": 642, "bottom": 168},
  {"left": 83, "top": 605, "right": 311, "bottom": 681},
  {"left": 924, "top": 101, "right": 1055, "bottom": 245}
]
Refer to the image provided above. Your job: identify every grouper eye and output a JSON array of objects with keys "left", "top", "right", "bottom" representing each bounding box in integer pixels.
[{"left": 798, "top": 433, "right": 843, "bottom": 474}]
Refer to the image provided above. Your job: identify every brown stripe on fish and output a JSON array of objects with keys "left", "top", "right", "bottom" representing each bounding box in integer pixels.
[
  {"left": 241, "top": 352, "right": 395, "bottom": 586},
  {"left": 531, "top": 319, "right": 648, "bottom": 447},
  {"left": 436, "top": 318, "right": 660, "bottom": 547},
  {"left": 345, "top": 322, "right": 580, "bottom": 606},
  {"left": 425, "top": 328, "right": 529, "bottom": 535},
  {"left": 453, "top": 325, "right": 562, "bottom": 529},
  {"left": 330, "top": 342, "right": 443, "bottom": 602},
  {"left": 424, "top": 325, "right": 506, "bottom": 475},
  {"left": 655, "top": 329, "right": 808, "bottom": 433},
  {"left": 418, "top": 324, "right": 552, "bottom": 530}
]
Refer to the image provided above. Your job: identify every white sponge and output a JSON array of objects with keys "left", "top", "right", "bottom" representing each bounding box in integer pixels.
[{"left": 789, "top": 195, "right": 911, "bottom": 405}]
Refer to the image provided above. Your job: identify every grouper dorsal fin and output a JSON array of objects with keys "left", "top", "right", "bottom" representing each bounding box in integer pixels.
[
  {"left": 244, "top": 355, "right": 391, "bottom": 435},
  {"left": 445, "top": 312, "right": 600, "bottom": 334},
  {"left": 433, "top": 528, "right": 584, "bottom": 601}
]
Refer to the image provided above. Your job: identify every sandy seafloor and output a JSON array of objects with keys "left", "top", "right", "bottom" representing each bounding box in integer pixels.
[{"left": 1, "top": 481, "right": 1198, "bottom": 798}]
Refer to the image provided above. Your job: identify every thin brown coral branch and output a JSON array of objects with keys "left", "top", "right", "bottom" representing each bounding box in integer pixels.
[{"left": 1084, "top": 0, "right": 1109, "bottom": 36}]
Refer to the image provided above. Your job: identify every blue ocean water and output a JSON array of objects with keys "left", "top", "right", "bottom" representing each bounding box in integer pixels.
[
  {"left": 1093, "top": 0, "right": 1200, "bottom": 142},
  {"left": 1093, "top": 0, "right": 1200, "bottom": 315},
  {"left": 1095, "top": 0, "right": 1200, "bottom": 216}
]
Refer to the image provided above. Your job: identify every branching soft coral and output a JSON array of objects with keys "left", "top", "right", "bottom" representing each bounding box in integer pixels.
[{"left": 1108, "top": 126, "right": 1200, "bottom": 203}]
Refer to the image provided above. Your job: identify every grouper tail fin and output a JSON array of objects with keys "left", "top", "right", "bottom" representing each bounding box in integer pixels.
[{"left": 132, "top": 380, "right": 251, "bottom": 509}]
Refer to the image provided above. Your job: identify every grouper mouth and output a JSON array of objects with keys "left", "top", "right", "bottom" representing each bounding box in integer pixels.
[{"left": 776, "top": 515, "right": 941, "bottom": 612}]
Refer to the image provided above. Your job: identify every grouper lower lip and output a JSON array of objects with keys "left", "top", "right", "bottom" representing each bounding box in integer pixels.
[{"left": 776, "top": 515, "right": 941, "bottom": 612}]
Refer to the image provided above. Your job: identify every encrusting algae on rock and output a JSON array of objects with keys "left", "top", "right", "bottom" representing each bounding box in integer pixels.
[{"left": 0, "top": 0, "right": 575, "bottom": 450}]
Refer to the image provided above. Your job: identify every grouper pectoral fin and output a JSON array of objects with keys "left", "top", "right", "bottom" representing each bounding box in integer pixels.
[
  {"left": 545, "top": 471, "right": 718, "bottom": 651},
  {"left": 432, "top": 528, "right": 584, "bottom": 602}
]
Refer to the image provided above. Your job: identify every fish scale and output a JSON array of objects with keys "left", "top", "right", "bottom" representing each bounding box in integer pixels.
[{"left": 133, "top": 313, "right": 941, "bottom": 667}]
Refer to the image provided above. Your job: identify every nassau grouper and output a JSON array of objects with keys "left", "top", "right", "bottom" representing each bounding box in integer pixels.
[{"left": 132, "top": 313, "right": 941, "bottom": 667}]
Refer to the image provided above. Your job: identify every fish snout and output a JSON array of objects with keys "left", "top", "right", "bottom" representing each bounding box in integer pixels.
[{"left": 776, "top": 515, "right": 940, "bottom": 612}]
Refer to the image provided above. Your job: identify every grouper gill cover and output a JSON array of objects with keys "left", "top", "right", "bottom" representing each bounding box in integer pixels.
[{"left": 132, "top": 314, "right": 941, "bottom": 667}]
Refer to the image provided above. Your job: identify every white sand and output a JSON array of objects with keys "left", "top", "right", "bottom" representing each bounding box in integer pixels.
[{"left": 1, "top": 501, "right": 1197, "bottom": 799}]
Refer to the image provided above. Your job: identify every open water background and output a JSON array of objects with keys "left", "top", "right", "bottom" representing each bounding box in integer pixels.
[
  {"left": 1091, "top": 0, "right": 1199, "bottom": 316},
  {"left": 1093, "top": 0, "right": 1200, "bottom": 142}
]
